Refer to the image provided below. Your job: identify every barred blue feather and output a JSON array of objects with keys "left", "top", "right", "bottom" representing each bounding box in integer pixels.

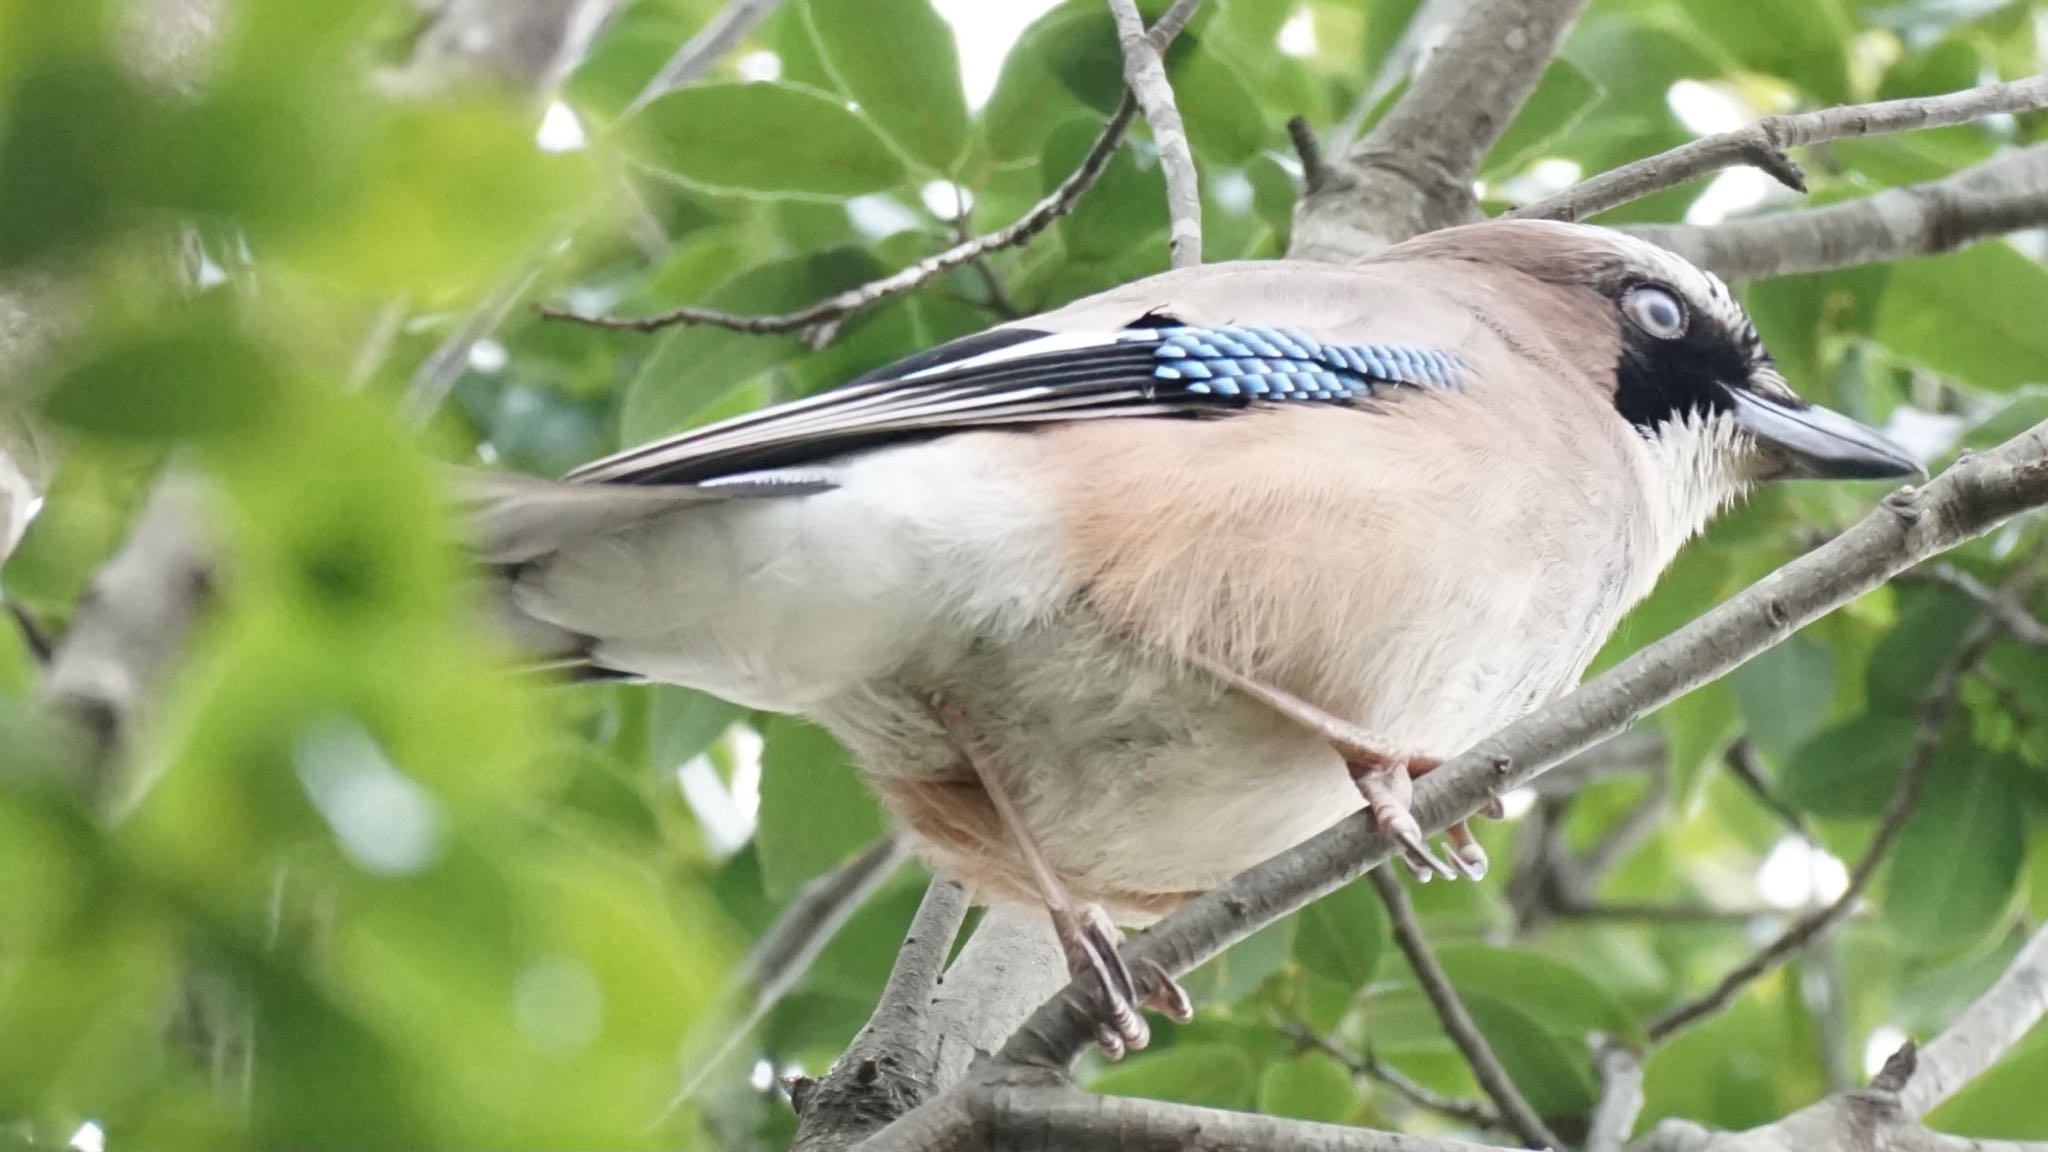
[{"left": 573, "top": 324, "right": 1466, "bottom": 485}]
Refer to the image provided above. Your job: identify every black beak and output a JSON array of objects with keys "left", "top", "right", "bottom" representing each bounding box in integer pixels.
[{"left": 1727, "top": 387, "right": 1923, "bottom": 481}]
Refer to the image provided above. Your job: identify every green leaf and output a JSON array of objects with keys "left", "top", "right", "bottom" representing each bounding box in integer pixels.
[
  {"left": 755, "top": 717, "right": 887, "bottom": 898},
  {"left": 1874, "top": 244, "right": 2048, "bottom": 392},
  {"left": 1045, "top": 118, "right": 1163, "bottom": 260},
  {"left": 1434, "top": 944, "right": 1637, "bottom": 1041},
  {"left": 1928, "top": 1031, "right": 2048, "bottom": 1138},
  {"left": 630, "top": 81, "right": 905, "bottom": 197},
  {"left": 1779, "top": 715, "right": 1918, "bottom": 816},
  {"left": 1730, "top": 635, "right": 1836, "bottom": 761},
  {"left": 1457, "top": 992, "right": 1596, "bottom": 1116},
  {"left": 647, "top": 688, "right": 742, "bottom": 770},
  {"left": 1883, "top": 750, "right": 2025, "bottom": 954},
  {"left": 621, "top": 247, "right": 885, "bottom": 442},
  {"left": 1482, "top": 59, "right": 1601, "bottom": 178},
  {"left": 1173, "top": 51, "right": 1266, "bottom": 166},
  {"left": 1181, "top": 914, "right": 1295, "bottom": 1005},
  {"left": 1090, "top": 1042, "right": 1258, "bottom": 1110},
  {"left": 804, "top": 0, "right": 970, "bottom": 172},
  {"left": 1674, "top": 0, "right": 1851, "bottom": 101},
  {"left": 1868, "top": 585, "right": 1983, "bottom": 708},
  {"left": 1662, "top": 681, "right": 1741, "bottom": 805},
  {"left": 1294, "top": 874, "right": 1388, "bottom": 993},
  {"left": 1258, "top": 1051, "right": 1360, "bottom": 1123},
  {"left": 41, "top": 318, "right": 284, "bottom": 442}
]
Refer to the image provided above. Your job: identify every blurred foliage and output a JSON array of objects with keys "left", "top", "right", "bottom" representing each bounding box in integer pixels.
[{"left": 2, "top": 0, "right": 2047, "bottom": 1149}]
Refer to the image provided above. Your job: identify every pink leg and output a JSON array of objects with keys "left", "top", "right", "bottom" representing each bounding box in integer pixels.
[
  {"left": 932, "top": 694, "right": 1191, "bottom": 1059},
  {"left": 1191, "top": 655, "right": 1471, "bottom": 881}
]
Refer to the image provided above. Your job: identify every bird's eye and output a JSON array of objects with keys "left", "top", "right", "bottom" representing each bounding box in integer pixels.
[{"left": 1623, "top": 285, "right": 1688, "bottom": 340}]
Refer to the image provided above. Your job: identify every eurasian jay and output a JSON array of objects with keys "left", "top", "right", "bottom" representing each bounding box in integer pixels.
[{"left": 470, "top": 220, "right": 1918, "bottom": 1055}]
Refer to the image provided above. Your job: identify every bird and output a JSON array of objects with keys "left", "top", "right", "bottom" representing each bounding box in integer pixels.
[{"left": 465, "top": 220, "right": 1919, "bottom": 1057}]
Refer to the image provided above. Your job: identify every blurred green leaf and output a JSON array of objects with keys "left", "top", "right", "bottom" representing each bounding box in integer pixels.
[
  {"left": 630, "top": 81, "right": 906, "bottom": 197},
  {"left": 1091, "top": 1042, "right": 1258, "bottom": 1110},
  {"left": 1780, "top": 714, "right": 1918, "bottom": 816},
  {"left": 1884, "top": 749, "right": 2025, "bottom": 954},
  {"left": 1258, "top": 1051, "right": 1360, "bottom": 1123},
  {"left": 1928, "top": 1030, "right": 2048, "bottom": 1138},
  {"left": 1435, "top": 944, "right": 1637, "bottom": 1041},
  {"left": 755, "top": 717, "right": 887, "bottom": 898},
  {"left": 804, "top": 0, "right": 970, "bottom": 172},
  {"left": 1294, "top": 874, "right": 1387, "bottom": 993},
  {"left": 1731, "top": 636, "right": 1836, "bottom": 761},
  {"left": 1483, "top": 59, "right": 1601, "bottom": 178},
  {"left": 41, "top": 316, "right": 284, "bottom": 441},
  {"left": 1874, "top": 244, "right": 2048, "bottom": 392}
]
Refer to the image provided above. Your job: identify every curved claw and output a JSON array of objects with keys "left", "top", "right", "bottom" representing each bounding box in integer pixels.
[
  {"left": 1137, "top": 957, "right": 1195, "bottom": 1024},
  {"left": 1446, "top": 822, "right": 1489, "bottom": 880},
  {"left": 1061, "top": 904, "right": 1151, "bottom": 1056}
]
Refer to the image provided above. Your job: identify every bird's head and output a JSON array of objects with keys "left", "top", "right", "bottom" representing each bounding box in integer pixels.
[{"left": 1382, "top": 219, "right": 1919, "bottom": 547}]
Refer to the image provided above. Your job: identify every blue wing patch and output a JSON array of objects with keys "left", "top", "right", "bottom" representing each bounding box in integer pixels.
[
  {"left": 1116, "top": 326, "right": 1465, "bottom": 401},
  {"left": 572, "top": 322, "right": 1467, "bottom": 485}
]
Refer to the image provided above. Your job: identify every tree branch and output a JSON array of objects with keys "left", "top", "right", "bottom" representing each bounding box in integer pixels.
[
  {"left": 974, "top": 1083, "right": 1510, "bottom": 1152},
  {"left": 1625, "top": 143, "right": 2048, "bottom": 280},
  {"left": 1290, "top": 0, "right": 1591, "bottom": 260},
  {"left": 925, "top": 904, "right": 1068, "bottom": 1093},
  {"left": 1898, "top": 921, "right": 2048, "bottom": 1119},
  {"left": 991, "top": 418, "right": 2048, "bottom": 1073},
  {"left": 1279, "top": 1023, "right": 1506, "bottom": 1134},
  {"left": 1510, "top": 74, "right": 2048, "bottom": 223},
  {"left": 1371, "top": 870, "right": 1559, "bottom": 1149},
  {"left": 1631, "top": 1043, "right": 2048, "bottom": 1152},
  {"left": 1643, "top": 621, "right": 1993, "bottom": 1044},
  {"left": 791, "top": 878, "right": 971, "bottom": 1152},
  {"left": 1584, "top": 1041, "right": 1644, "bottom": 1152},
  {"left": 42, "top": 470, "right": 215, "bottom": 802},
  {"left": 627, "top": 0, "right": 784, "bottom": 114},
  {"left": 669, "top": 838, "right": 910, "bottom": 1114},
  {"left": 543, "top": 8, "right": 1198, "bottom": 336},
  {"left": 1107, "top": 0, "right": 1202, "bottom": 267}
]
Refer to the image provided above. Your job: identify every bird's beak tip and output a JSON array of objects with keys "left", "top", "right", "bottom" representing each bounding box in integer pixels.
[{"left": 1728, "top": 389, "right": 1923, "bottom": 483}]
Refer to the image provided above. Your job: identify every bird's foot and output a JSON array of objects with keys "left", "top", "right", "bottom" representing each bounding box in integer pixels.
[
  {"left": 1188, "top": 656, "right": 1485, "bottom": 881},
  {"left": 1053, "top": 903, "right": 1193, "bottom": 1060},
  {"left": 1346, "top": 751, "right": 1460, "bottom": 880}
]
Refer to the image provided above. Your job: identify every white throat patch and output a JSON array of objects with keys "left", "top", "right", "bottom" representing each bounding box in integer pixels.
[{"left": 1637, "top": 408, "right": 1754, "bottom": 569}]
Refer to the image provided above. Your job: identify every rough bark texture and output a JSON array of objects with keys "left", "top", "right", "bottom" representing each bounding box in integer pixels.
[{"left": 1289, "top": 0, "right": 1591, "bottom": 260}]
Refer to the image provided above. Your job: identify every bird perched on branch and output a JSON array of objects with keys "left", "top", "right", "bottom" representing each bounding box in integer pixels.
[{"left": 466, "top": 220, "right": 1917, "bottom": 1056}]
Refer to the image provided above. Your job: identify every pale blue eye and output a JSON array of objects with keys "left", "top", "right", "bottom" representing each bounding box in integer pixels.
[{"left": 1624, "top": 285, "right": 1688, "bottom": 339}]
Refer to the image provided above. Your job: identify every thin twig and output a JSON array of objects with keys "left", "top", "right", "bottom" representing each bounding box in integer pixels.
[
  {"left": 8, "top": 601, "right": 54, "bottom": 665},
  {"left": 541, "top": 101, "right": 1137, "bottom": 334},
  {"left": 1722, "top": 739, "right": 1812, "bottom": 840},
  {"left": 1279, "top": 1022, "right": 1505, "bottom": 1133},
  {"left": 662, "top": 837, "right": 909, "bottom": 1115},
  {"left": 627, "top": 0, "right": 784, "bottom": 114},
  {"left": 1107, "top": 0, "right": 1202, "bottom": 267},
  {"left": 1511, "top": 74, "right": 2048, "bottom": 223},
  {"left": 1551, "top": 901, "right": 1783, "bottom": 926},
  {"left": 1644, "top": 622, "right": 1996, "bottom": 1044},
  {"left": 1911, "top": 562, "right": 2048, "bottom": 650},
  {"left": 1370, "top": 869, "right": 1561, "bottom": 1150},
  {"left": 1288, "top": 115, "right": 1335, "bottom": 195},
  {"left": 545, "top": 7, "right": 1199, "bottom": 335},
  {"left": 1898, "top": 921, "right": 2048, "bottom": 1119}
]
